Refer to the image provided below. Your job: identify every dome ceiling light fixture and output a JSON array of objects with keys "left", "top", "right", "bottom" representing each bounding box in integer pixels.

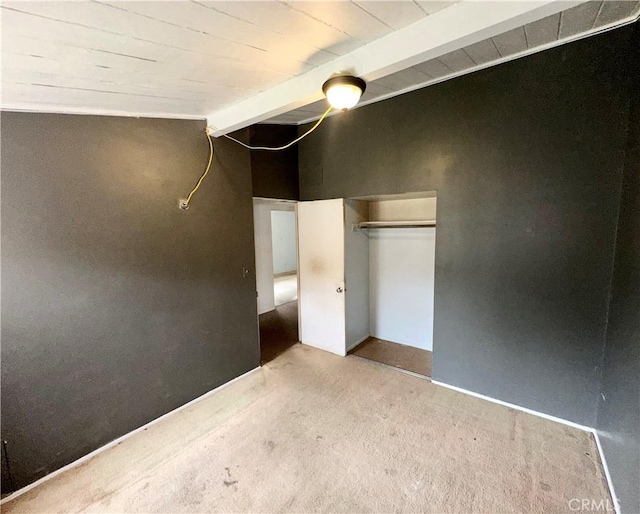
[{"left": 322, "top": 75, "right": 367, "bottom": 111}]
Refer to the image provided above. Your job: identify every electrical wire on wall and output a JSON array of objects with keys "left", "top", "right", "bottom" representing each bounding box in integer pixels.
[
  {"left": 178, "top": 106, "right": 332, "bottom": 210},
  {"left": 178, "top": 128, "right": 214, "bottom": 210}
]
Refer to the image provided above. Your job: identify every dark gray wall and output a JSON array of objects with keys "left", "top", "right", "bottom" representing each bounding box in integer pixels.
[
  {"left": 250, "top": 124, "right": 299, "bottom": 200},
  {"left": 1, "top": 113, "right": 260, "bottom": 491},
  {"left": 596, "top": 26, "right": 640, "bottom": 513},
  {"left": 299, "top": 26, "right": 635, "bottom": 426}
]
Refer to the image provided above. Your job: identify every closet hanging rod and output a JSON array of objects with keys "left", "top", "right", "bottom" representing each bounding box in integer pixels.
[{"left": 353, "top": 220, "right": 436, "bottom": 231}]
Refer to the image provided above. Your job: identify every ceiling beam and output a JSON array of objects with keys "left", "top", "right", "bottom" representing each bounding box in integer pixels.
[{"left": 206, "top": 0, "right": 584, "bottom": 136}]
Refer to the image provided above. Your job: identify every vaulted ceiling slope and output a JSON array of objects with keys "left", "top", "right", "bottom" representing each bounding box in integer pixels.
[
  {"left": 266, "top": 1, "right": 640, "bottom": 125},
  {"left": 1, "top": 1, "right": 638, "bottom": 135}
]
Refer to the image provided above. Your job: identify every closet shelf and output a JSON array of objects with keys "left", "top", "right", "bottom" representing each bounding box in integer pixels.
[{"left": 352, "top": 220, "right": 436, "bottom": 231}]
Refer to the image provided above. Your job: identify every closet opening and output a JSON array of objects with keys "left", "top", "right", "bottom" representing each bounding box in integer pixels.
[{"left": 345, "top": 192, "right": 437, "bottom": 379}]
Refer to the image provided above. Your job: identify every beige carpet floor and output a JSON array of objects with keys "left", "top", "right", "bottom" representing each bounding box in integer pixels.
[{"left": 3, "top": 344, "right": 610, "bottom": 513}]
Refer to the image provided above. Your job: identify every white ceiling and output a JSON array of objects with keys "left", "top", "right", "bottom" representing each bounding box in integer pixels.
[
  {"left": 2, "top": 1, "right": 638, "bottom": 134},
  {"left": 1, "top": 1, "right": 451, "bottom": 118}
]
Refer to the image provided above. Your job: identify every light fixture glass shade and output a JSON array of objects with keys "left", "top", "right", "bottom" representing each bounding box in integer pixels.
[{"left": 322, "top": 76, "right": 366, "bottom": 110}]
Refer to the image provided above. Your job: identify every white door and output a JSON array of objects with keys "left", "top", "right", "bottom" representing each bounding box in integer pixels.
[{"left": 297, "top": 198, "right": 346, "bottom": 356}]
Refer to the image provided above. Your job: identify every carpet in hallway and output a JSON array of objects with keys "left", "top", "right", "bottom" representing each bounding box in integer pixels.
[{"left": 2, "top": 344, "right": 611, "bottom": 513}]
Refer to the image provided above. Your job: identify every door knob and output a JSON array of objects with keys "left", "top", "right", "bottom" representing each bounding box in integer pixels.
[{"left": 336, "top": 287, "right": 344, "bottom": 293}]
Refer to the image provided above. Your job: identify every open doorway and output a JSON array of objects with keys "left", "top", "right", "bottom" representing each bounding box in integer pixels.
[{"left": 253, "top": 198, "right": 299, "bottom": 364}]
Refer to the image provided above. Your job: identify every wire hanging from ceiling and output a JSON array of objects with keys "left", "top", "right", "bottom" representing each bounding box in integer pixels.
[
  {"left": 219, "top": 106, "right": 333, "bottom": 151},
  {"left": 179, "top": 75, "right": 367, "bottom": 210},
  {"left": 178, "top": 74, "right": 368, "bottom": 209},
  {"left": 180, "top": 106, "right": 333, "bottom": 209}
]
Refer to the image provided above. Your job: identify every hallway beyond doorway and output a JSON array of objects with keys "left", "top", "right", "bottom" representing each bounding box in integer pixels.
[{"left": 274, "top": 273, "right": 297, "bottom": 306}]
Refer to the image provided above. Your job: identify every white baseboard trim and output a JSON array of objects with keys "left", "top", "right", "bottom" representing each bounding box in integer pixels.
[
  {"left": 346, "top": 335, "right": 370, "bottom": 353},
  {"left": 431, "top": 379, "right": 594, "bottom": 432},
  {"left": 0, "top": 366, "right": 261, "bottom": 505},
  {"left": 593, "top": 431, "right": 621, "bottom": 514}
]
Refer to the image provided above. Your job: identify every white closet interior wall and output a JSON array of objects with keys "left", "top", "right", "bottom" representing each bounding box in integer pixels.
[
  {"left": 344, "top": 194, "right": 437, "bottom": 352},
  {"left": 369, "top": 197, "right": 436, "bottom": 351}
]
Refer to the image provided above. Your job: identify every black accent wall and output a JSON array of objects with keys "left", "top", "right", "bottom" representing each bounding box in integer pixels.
[
  {"left": 596, "top": 26, "right": 640, "bottom": 513},
  {"left": 1, "top": 113, "right": 260, "bottom": 492},
  {"left": 298, "top": 26, "right": 635, "bottom": 427},
  {"left": 250, "top": 124, "right": 299, "bottom": 200}
]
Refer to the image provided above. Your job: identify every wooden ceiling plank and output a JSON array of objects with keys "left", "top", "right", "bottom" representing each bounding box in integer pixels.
[
  {"left": 109, "top": 0, "right": 320, "bottom": 73},
  {"left": 413, "top": 58, "right": 453, "bottom": 79},
  {"left": 3, "top": 19, "right": 295, "bottom": 93},
  {"left": 352, "top": 1, "right": 426, "bottom": 31},
  {"left": 3, "top": 3, "right": 306, "bottom": 78},
  {"left": 524, "top": 12, "right": 561, "bottom": 48},
  {"left": 1, "top": 71, "right": 238, "bottom": 103},
  {"left": 4, "top": 81, "right": 204, "bottom": 104},
  {"left": 2, "top": 45, "right": 259, "bottom": 97},
  {"left": 491, "top": 26, "right": 529, "bottom": 56},
  {"left": 594, "top": 0, "right": 640, "bottom": 27},
  {"left": 2, "top": 85, "right": 206, "bottom": 115},
  {"left": 194, "top": 1, "right": 338, "bottom": 68},
  {"left": 373, "top": 67, "right": 431, "bottom": 91},
  {"left": 203, "top": 1, "right": 363, "bottom": 56},
  {"left": 437, "top": 48, "right": 476, "bottom": 72},
  {"left": 283, "top": 1, "right": 393, "bottom": 43},
  {"left": 462, "top": 38, "right": 501, "bottom": 65},
  {"left": 3, "top": 56, "right": 260, "bottom": 100},
  {"left": 414, "top": 1, "right": 458, "bottom": 15},
  {"left": 359, "top": 82, "right": 396, "bottom": 102},
  {"left": 557, "top": 1, "right": 602, "bottom": 38}
]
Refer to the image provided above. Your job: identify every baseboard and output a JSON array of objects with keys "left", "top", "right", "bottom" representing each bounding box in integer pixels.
[
  {"left": 346, "top": 335, "right": 370, "bottom": 353},
  {"left": 593, "top": 431, "right": 621, "bottom": 514},
  {"left": 431, "top": 380, "right": 594, "bottom": 432},
  {"left": 0, "top": 366, "right": 261, "bottom": 505}
]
